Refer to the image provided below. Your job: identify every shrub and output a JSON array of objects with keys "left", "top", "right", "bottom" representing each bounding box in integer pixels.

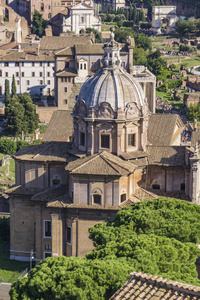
[{"left": 0, "top": 138, "right": 17, "bottom": 155}]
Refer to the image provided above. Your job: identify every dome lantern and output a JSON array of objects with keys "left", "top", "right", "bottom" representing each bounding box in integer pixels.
[{"left": 102, "top": 27, "right": 122, "bottom": 68}]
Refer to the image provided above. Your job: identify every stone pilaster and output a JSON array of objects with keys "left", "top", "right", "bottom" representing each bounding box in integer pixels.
[
  {"left": 190, "top": 143, "right": 200, "bottom": 204},
  {"left": 51, "top": 213, "right": 63, "bottom": 257}
]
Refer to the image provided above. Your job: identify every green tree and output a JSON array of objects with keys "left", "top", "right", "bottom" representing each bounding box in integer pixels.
[
  {"left": 11, "top": 75, "right": 16, "bottom": 98},
  {"left": 10, "top": 257, "right": 132, "bottom": 300},
  {"left": 16, "top": 140, "right": 29, "bottom": 151},
  {"left": 18, "top": 93, "right": 39, "bottom": 134},
  {"left": 4, "top": 79, "right": 10, "bottom": 118},
  {"left": 9, "top": 198, "right": 200, "bottom": 300},
  {"left": 86, "top": 28, "right": 103, "bottom": 43},
  {"left": 0, "top": 138, "right": 17, "bottom": 155},
  {"left": 187, "top": 104, "right": 200, "bottom": 121},
  {"left": 31, "top": 10, "right": 47, "bottom": 37},
  {"left": 7, "top": 96, "right": 25, "bottom": 136}
]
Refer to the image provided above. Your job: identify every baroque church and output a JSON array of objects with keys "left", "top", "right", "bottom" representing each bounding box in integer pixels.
[{"left": 8, "top": 30, "right": 199, "bottom": 262}]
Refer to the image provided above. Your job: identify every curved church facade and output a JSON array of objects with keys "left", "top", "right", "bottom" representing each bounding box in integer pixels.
[{"left": 8, "top": 31, "right": 199, "bottom": 262}]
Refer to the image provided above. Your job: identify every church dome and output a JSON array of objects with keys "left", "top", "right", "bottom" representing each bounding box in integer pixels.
[
  {"left": 78, "top": 67, "right": 145, "bottom": 111},
  {"left": 77, "top": 28, "right": 145, "bottom": 112}
]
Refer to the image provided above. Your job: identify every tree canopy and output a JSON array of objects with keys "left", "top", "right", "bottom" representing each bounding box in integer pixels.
[
  {"left": 7, "top": 93, "right": 39, "bottom": 136},
  {"left": 31, "top": 10, "right": 47, "bottom": 37},
  {"left": 10, "top": 198, "right": 200, "bottom": 300}
]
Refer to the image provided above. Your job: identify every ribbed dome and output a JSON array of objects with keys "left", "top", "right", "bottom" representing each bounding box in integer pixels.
[{"left": 78, "top": 67, "right": 145, "bottom": 112}]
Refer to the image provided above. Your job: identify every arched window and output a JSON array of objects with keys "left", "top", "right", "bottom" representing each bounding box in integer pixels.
[{"left": 41, "top": 3, "right": 44, "bottom": 11}]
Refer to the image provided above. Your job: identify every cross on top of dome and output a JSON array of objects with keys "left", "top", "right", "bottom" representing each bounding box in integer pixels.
[{"left": 102, "top": 27, "right": 122, "bottom": 68}]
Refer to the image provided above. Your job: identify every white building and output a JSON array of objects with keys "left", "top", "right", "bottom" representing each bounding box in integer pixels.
[
  {"left": 62, "top": 2, "right": 101, "bottom": 35},
  {"left": 152, "top": 6, "right": 177, "bottom": 35},
  {"left": 0, "top": 50, "right": 55, "bottom": 98}
]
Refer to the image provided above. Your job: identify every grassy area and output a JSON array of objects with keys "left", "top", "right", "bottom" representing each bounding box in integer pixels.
[
  {"left": 156, "top": 90, "right": 172, "bottom": 101},
  {"left": 0, "top": 238, "right": 28, "bottom": 283},
  {"left": 0, "top": 153, "right": 15, "bottom": 183}
]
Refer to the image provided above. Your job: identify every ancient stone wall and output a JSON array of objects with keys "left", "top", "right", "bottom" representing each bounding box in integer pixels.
[{"left": 165, "top": 0, "right": 200, "bottom": 18}]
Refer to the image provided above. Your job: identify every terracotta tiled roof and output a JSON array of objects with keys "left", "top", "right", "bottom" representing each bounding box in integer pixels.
[
  {"left": 31, "top": 184, "right": 70, "bottom": 202},
  {"left": 148, "top": 146, "right": 185, "bottom": 166},
  {"left": 65, "top": 203, "right": 120, "bottom": 210},
  {"left": 66, "top": 151, "right": 136, "bottom": 176},
  {"left": 0, "top": 50, "right": 54, "bottom": 62},
  {"left": 43, "top": 111, "right": 73, "bottom": 142},
  {"left": 148, "top": 114, "right": 184, "bottom": 146},
  {"left": 13, "top": 142, "right": 76, "bottom": 162},
  {"left": 75, "top": 43, "right": 104, "bottom": 55},
  {"left": 120, "top": 150, "right": 148, "bottom": 160},
  {"left": 55, "top": 47, "right": 74, "bottom": 56},
  {"left": 109, "top": 272, "right": 200, "bottom": 300},
  {"left": 40, "top": 35, "right": 92, "bottom": 50},
  {"left": 7, "top": 185, "right": 46, "bottom": 196},
  {"left": 56, "top": 68, "right": 77, "bottom": 77}
]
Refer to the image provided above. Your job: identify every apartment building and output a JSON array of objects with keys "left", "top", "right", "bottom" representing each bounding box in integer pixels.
[{"left": 0, "top": 50, "right": 55, "bottom": 97}]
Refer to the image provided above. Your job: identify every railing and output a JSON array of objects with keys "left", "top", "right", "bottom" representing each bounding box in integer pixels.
[{"left": 18, "top": 267, "right": 28, "bottom": 279}]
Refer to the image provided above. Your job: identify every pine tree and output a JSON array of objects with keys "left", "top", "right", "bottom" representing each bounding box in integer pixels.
[
  {"left": 4, "top": 79, "right": 10, "bottom": 118},
  {"left": 11, "top": 74, "right": 16, "bottom": 97}
]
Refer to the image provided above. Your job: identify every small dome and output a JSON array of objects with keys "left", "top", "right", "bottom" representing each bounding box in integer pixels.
[{"left": 78, "top": 67, "right": 145, "bottom": 111}]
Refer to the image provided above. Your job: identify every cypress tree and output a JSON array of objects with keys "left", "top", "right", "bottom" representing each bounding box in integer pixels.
[
  {"left": 4, "top": 79, "right": 10, "bottom": 118},
  {"left": 11, "top": 74, "right": 16, "bottom": 97}
]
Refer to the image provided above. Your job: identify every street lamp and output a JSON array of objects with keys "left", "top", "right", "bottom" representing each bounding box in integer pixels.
[{"left": 30, "top": 250, "right": 34, "bottom": 270}]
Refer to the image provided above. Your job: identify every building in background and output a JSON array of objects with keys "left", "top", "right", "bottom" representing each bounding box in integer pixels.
[{"left": 62, "top": 2, "right": 101, "bottom": 35}]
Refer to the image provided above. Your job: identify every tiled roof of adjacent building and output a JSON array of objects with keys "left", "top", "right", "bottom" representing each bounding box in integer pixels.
[
  {"left": 7, "top": 185, "right": 46, "bottom": 196},
  {"left": 31, "top": 184, "right": 70, "bottom": 202},
  {"left": 75, "top": 43, "right": 104, "bottom": 55},
  {"left": 40, "top": 35, "right": 92, "bottom": 50},
  {"left": 0, "top": 50, "right": 54, "bottom": 62},
  {"left": 109, "top": 272, "right": 200, "bottom": 300},
  {"left": 13, "top": 142, "right": 76, "bottom": 162},
  {"left": 148, "top": 146, "right": 186, "bottom": 166},
  {"left": 148, "top": 114, "right": 184, "bottom": 146},
  {"left": 56, "top": 69, "right": 77, "bottom": 77},
  {"left": 43, "top": 111, "right": 73, "bottom": 143},
  {"left": 120, "top": 150, "right": 148, "bottom": 160},
  {"left": 66, "top": 151, "right": 136, "bottom": 176},
  {"left": 55, "top": 47, "right": 75, "bottom": 56}
]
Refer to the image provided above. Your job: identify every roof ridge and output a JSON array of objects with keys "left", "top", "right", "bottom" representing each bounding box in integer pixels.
[
  {"left": 32, "top": 142, "right": 53, "bottom": 159},
  {"left": 69, "top": 152, "right": 101, "bottom": 172},
  {"left": 101, "top": 152, "right": 132, "bottom": 173}
]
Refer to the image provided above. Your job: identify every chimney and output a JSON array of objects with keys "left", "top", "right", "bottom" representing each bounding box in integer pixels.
[
  {"left": 36, "top": 45, "right": 39, "bottom": 56},
  {"left": 195, "top": 257, "right": 200, "bottom": 279}
]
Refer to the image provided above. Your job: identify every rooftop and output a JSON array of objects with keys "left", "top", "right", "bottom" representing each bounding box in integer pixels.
[
  {"left": 0, "top": 50, "right": 55, "bottom": 62},
  {"left": 40, "top": 35, "right": 93, "bottom": 51},
  {"left": 148, "top": 146, "right": 186, "bottom": 167},
  {"left": 110, "top": 271, "right": 200, "bottom": 300},
  {"left": 43, "top": 111, "right": 74, "bottom": 143},
  {"left": 148, "top": 114, "right": 184, "bottom": 146},
  {"left": 66, "top": 151, "right": 136, "bottom": 176},
  {"left": 13, "top": 142, "right": 76, "bottom": 163}
]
